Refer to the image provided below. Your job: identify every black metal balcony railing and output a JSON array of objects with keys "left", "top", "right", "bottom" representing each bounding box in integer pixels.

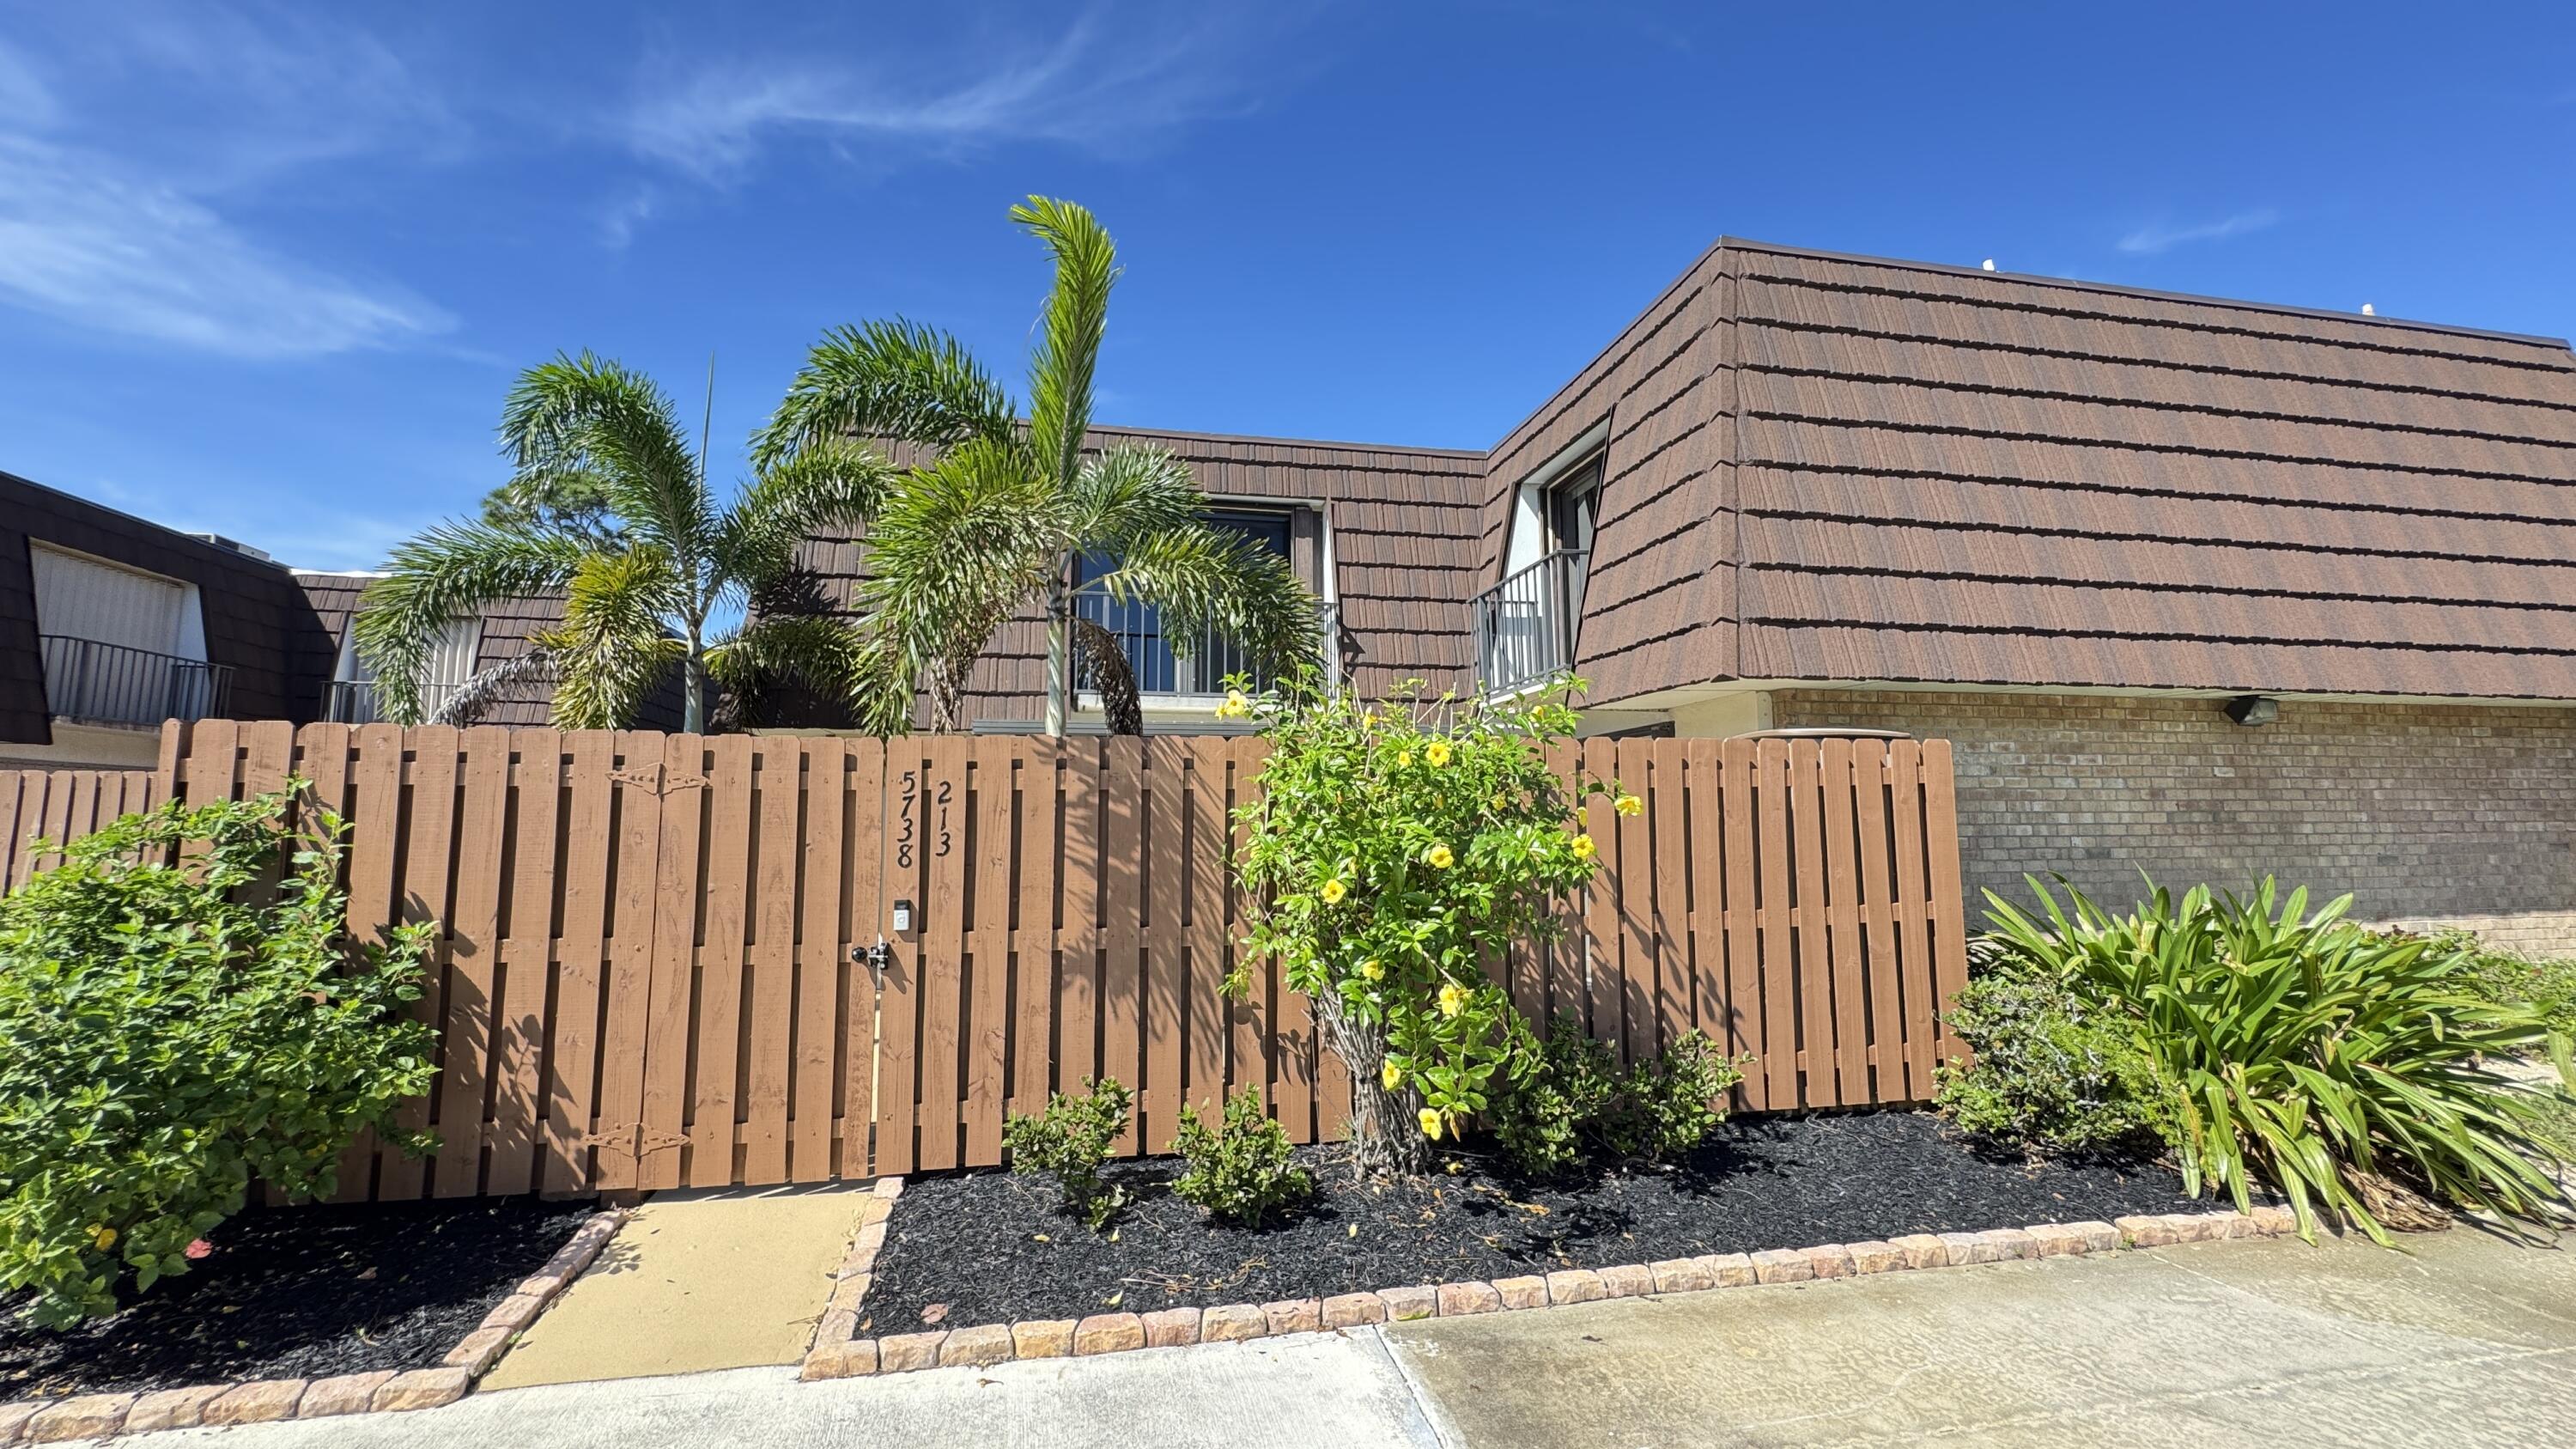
[
  {"left": 320, "top": 679, "right": 477, "bottom": 725},
  {"left": 1469, "top": 549, "right": 1589, "bottom": 695},
  {"left": 39, "top": 634, "right": 233, "bottom": 729},
  {"left": 1072, "top": 588, "right": 1335, "bottom": 699}
]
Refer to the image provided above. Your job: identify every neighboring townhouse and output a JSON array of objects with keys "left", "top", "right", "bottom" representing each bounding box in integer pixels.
[
  {"left": 787, "top": 238, "right": 2576, "bottom": 952},
  {"left": 0, "top": 472, "right": 571, "bottom": 765}
]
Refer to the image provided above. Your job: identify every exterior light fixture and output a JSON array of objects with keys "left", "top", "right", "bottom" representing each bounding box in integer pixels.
[{"left": 2223, "top": 695, "right": 2279, "bottom": 727}]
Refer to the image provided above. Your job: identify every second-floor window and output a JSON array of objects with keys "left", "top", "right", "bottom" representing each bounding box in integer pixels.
[
  {"left": 30, "top": 543, "right": 228, "bottom": 728},
  {"left": 1073, "top": 507, "right": 1295, "bottom": 698},
  {"left": 326, "top": 618, "right": 483, "bottom": 723},
  {"left": 1475, "top": 451, "right": 1604, "bottom": 694}
]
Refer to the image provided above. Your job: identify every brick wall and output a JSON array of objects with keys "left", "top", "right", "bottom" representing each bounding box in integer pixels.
[{"left": 1770, "top": 689, "right": 2576, "bottom": 959}]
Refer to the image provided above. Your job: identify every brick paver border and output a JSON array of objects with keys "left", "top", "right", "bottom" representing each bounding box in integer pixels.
[
  {"left": 799, "top": 1198, "right": 2308, "bottom": 1382},
  {"left": 1, "top": 1208, "right": 629, "bottom": 1445}
]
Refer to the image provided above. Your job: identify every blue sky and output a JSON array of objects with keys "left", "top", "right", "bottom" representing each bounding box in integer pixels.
[{"left": 3, "top": 1, "right": 2573, "bottom": 570}]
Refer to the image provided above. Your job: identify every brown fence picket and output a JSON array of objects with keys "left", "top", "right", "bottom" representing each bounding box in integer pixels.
[{"left": 1, "top": 728, "right": 1972, "bottom": 1196}]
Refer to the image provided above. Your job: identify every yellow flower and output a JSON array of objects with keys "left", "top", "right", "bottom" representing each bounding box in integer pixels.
[
  {"left": 1425, "top": 740, "right": 1453, "bottom": 768},
  {"left": 1437, "top": 982, "right": 1468, "bottom": 1018},
  {"left": 1382, "top": 1061, "right": 1402, "bottom": 1090},
  {"left": 1396, "top": 751, "right": 1413, "bottom": 768},
  {"left": 1491, "top": 794, "right": 1507, "bottom": 810},
  {"left": 1419, "top": 1108, "right": 1443, "bottom": 1140},
  {"left": 90, "top": 1225, "right": 117, "bottom": 1251},
  {"left": 1425, "top": 843, "right": 1455, "bottom": 869},
  {"left": 1614, "top": 793, "right": 1643, "bottom": 817},
  {"left": 1214, "top": 688, "right": 1251, "bottom": 721},
  {"left": 1361, "top": 959, "right": 1385, "bottom": 982},
  {"left": 1571, "top": 832, "right": 1597, "bottom": 861},
  {"left": 1320, "top": 878, "right": 1348, "bottom": 904}
]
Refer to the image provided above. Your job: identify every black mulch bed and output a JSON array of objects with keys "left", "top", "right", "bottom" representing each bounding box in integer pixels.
[
  {"left": 864, "top": 1111, "right": 2198, "bottom": 1331},
  {"left": 1, "top": 1196, "right": 598, "bottom": 1398}
]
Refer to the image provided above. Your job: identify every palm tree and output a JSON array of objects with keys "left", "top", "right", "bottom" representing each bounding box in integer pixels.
[
  {"left": 753, "top": 196, "right": 1318, "bottom": 735},
  {"left": 355, "top": 354, "right": 890, "bottom": 733}
]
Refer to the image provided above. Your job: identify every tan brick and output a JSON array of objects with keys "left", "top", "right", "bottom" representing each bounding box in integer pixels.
[
  {"left": 817, "top": 1308, "right": 860, "bottom": 1345},
  {"left": 2117, "top": 1215, "right": 2178, "bottom": 1247},
  {"left": 1073, "top": 1312, "right": 1145, "bottom": 1355},
  {"left": 1544, "top": 1269, "right": 1607, "bottom": 1305},
  {"left": 2025, "top": 1223, "right": 2093, "bottom": 1257},
  {"left": 827, "top": 1272, "right": 873, "bottom": 1312},
  {"left": 941, "top": 1323, "right": 1016, "bottom": 1367},
  {"left": 854, "top": 1221, "right": 890, "bottom": 1261},
  {"left": 299, "top": 1371, "right": 396, "bottom": 1419},
  {"left": 203, "top": 1379, "right": 307, "bottom": 1426},
  {"left": 1493, "top": 1275, "right": 1549, "bottom": 1309},
  {"left": 1260, "top": 1298, "right": 1321, "bottom": 1335},
  {"left": 874, "top": 1175, "right": 905, "bottom": 1199},
  {"left": 801, "top": 1339, "right": 880, "bottom": 1379},
  {"left": 482, "top": 1292, "right": 550, "bottom": 1333},
  {"left": 1436, "top": 1281, "right": 1502, "bottom": 1316},
  {"left": 443, "top": 1324, "right": 514, "bottom": 1375},
  {"left": 1649, "top": 1257, "right": 1714, "bottom": 1294},
  {"left": 1937, "top": 1231, "right": 2006, "bottom": 1265},
  {"left": 373, "top": 1367, "right": 471, "bottom": 1412},
  {"left": 1138, "top": 1309, "right": 1199, "bottom": 1348},
  {"left": 26, "top": 1395, "right": 132, "bottom": 1443},
  {"left": 1751, "top": 1248, "right": 1814, "bottom": 1283},
  {"left": 1698, "top": 1251, "right": 1758, "bottom": 1286},
  {"left": 1014, "top": 1318, "right": 1083, "bottom": 1357},
  {"left": 878, "top": 1331, "right": 946, "bottom": 1373},
  {"left": 1597, "top": 1263, "right": 1656, "bottom": 1298},
  {"left": 1200, "top": 1303, "right": 1270, "bottom": 1341},
  {"left": 125, "top": 1385, "right": 225, "bottom": 1434},
  {"left": 1845, "top": 1240, "right": 1905, "bottom": 1274},
  {"left": 2250, "top": 1203, "right": 2300, "bottom": 1236},
  {"left": 1803, "top": 1244, "right": 1856, "bottom": 1279},
  {"left": 1982, "top": 1227, "right": 2040, "bottom": 1260},
  {"left": 1321, "top": 1293, "right": 1386, "bottom": 1327},
  {"left": 1889, "top": 1233, "right": 1948, "bottom": 1269},
  {"left": 1381, "top": 1285, "right": 1440, "bottom": 1321}
]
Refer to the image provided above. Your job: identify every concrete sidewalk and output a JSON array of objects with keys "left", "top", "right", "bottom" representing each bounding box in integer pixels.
[{"left": 122, "top": 1227, "right": 2576, "bottom": 1448}]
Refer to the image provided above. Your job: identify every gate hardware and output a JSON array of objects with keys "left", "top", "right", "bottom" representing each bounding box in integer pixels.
[{"left": 854, "top": 935, "right": 891, "bottom": 980}]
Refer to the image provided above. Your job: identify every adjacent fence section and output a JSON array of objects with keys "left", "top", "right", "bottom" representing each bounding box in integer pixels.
[
  {"left": 3, "top": 724, "right": 1969, "bottom": 1200},
  {"left": 0, "top": 766, "right": 162, "bottom": 892}
]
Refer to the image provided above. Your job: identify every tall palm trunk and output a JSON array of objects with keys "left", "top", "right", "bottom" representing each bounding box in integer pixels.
[{"left": 683, "top": 619, "right": 706, "bottom": 734}]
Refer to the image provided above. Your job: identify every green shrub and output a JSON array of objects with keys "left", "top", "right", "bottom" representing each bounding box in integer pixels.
[
  {"left": 1934, "top": 943, "right": 2169, "bottom": 1153},
  {"left": 0, "top": 788, "right": 437, "bottom": 1327},
  {"left": 1004, "top": 1077, "right": 1132, "bottom": 1229},
  {"left": 1491, "top": 1019, "right": 1747, "bottom": 1177},
  {"left": 1170, "top": 1087, "right": 1313, "bottom": 1226},
  {"left": 2407, "top": 928, "right": 2576, "bottom": 1044},
  {"left": 1984, "top": 876, "right": 2573, "bottom": 1244}
]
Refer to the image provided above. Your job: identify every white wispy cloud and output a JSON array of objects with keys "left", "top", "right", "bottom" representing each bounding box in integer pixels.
[
  {"left": 2117, "top": 208, "right": 2283, "bottom": 255},
  {"left": 0, "top": 5, "right": 455, "bottom": 357},
  {"left": 620, "top": 6, "right": 1292, "bottom": 182},
  {"left": 0, "top": 137, "right": 453, "bottom": 356}
]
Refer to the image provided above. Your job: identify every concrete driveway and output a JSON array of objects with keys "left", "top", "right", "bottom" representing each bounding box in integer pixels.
[{"left": 122, "top": 1227, "right": 2576, "bottom": 1449}]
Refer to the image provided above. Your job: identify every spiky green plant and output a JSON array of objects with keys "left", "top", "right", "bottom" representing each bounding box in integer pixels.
[
  {"left": 754, "top": 197, "right": 1318, "bottom": 734},
  {"left": 355, "top": 355, "right": 892, "bottom": 731},
  {"left": 1983, "top": 876, "right": 2574, "bottom": 1244}
]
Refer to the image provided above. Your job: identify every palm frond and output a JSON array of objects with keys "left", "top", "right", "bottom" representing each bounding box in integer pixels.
[
  {"left": 501, "top": 353, "right": 713, "bottom": 569},
  {"left": 1064, "top": 444, "right": 1206, "bottom": 552},
  {"left": 1011, "top": 196, "right": 1118, "bottom": 489},
  {"left": 707, "top": 613, "right": 914, "bottom": 736},
  {"left": 538, "top": 546, "right": 689, "bottom": 729},
  {"left": 854, "top": 435, "right": 1062, "bottom": 667},
  {"left": 353, "top": 523, "right": 588, "bottom": 723},
  {"left": 752, "top": 319, "right": 1014, "bottom": 471},
  {"left": 714, "top": 437, "right": 897, "bottom": 595},
  {"left": 1084, "top": 521, "right": 1319, "bottom": 673},
  {"left": 427, "top": 648, "right": 556, "bottom": 728}
]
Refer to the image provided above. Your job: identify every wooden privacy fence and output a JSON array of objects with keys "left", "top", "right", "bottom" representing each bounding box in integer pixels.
[
  {"left": 0, "top": 768, "right": 163, "bottom": 892},
  {"left": 1, "top": 722, "right": 1968, "bottom": 1201}
]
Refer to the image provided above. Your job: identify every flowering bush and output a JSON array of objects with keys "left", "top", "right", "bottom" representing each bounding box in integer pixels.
[
  {"left": 1231, "top": 671, "right": 1619, "bottom": 1175},
  {"left": 0, "top": 788, "right": 437, "bottom": 1327}
]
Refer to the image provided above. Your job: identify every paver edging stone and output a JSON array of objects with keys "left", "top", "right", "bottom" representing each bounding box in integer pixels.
[
  {"left": 0, "top": 1205, "right": 630, "bottom": 1444},
  {"left": 790, "top": 1202, "right": 2314, "bottom": 1385}
]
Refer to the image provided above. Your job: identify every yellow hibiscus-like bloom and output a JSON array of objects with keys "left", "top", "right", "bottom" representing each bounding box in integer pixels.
[
  {"left": 1425, "top": 842, "right": 1455, "bottom": 869},
  {"left": 1571, "top": 832, "right": 1597, "bottom": 860},
  {"left": 1382, "top": 1060, "right": 1402, "bottom": 1090},
  {"left": 1437, "top": 982, "right": 1468, "bottom": 1018},
  {"left": 1425, "top": 740, "right": 1453, "bottom": 767},
  {"left": 1320, "top": 878, "right": 1348, "bottom": 904},
  {"left": 1361, "top": 959, "right": 1385, "bottom": 981},
  {"left": 1419, "top": 1108, "right": 1443, "bottom": 1139},
  {"left": 91, "top": 1224, "right": 117, "bottom": 1250},
  {"left": 1396, "top": 751, "right": 1413, "bottom": 768},
  {"left": 1614, "top": 793, "right": 1643, "bottom": 817},
  {"left": 1214, "top": 688, "right": 1251, "bottom": 721}
]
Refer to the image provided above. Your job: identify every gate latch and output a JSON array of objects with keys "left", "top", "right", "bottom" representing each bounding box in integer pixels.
[{"left": 854, "top": 936, "right": 891, "bottom": 981}]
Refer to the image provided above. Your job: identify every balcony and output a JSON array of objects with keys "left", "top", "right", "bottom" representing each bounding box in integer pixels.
[
  {"left": 1468, "top": 549, "right": 1588, "bottom": 695},
  {"left": 1071, "top": 587, "right": 1337, "bottom": 701},
  {"left": 39, "top": 634, "right": 233, "bottom": 729},
  {"left": 320, "top": 679, "right": 477, "bottom": 725}
]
